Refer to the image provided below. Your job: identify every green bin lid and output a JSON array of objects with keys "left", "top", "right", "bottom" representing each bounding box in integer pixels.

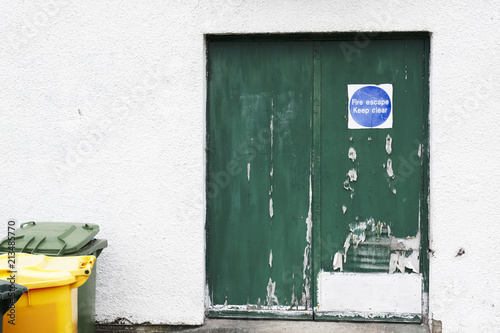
[{"left": 0, "top": 222, "right": 100, "bottom": 256}]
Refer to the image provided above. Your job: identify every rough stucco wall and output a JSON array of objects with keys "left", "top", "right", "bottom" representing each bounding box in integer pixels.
[{"left": 0, "top": 0, "right": 498, "bottom": 331}]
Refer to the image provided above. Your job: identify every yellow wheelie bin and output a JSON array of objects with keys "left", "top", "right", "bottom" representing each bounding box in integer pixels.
[
  {"left": 0, "top": 253, "right": 94, "bottom": 333},
  {"left": 0, "top": 222, "right": 108, "bottom": 333}
]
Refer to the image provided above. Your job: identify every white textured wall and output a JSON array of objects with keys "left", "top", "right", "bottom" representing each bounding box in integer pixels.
[{"left": 0, "top": 0, "right": 498, "bottom": 331}]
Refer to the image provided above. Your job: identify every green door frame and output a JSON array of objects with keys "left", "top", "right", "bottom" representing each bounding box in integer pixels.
[{"left": 206, "top": 33, "right": 430, "bottom": 322}]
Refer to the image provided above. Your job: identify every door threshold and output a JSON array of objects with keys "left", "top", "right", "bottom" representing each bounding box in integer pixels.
[
  {"left": 208, "top": 308, "right": 313, "bottom": 320},
  {"left": 96, "top": 318, "right": 430, "bottom": 333}
]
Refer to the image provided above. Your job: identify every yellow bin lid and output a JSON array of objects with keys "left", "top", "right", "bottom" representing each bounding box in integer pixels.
[{"left": 0, "top": 253, "right": 95, "bottom": 290}]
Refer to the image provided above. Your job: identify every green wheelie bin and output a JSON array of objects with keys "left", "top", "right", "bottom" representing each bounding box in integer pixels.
[{"left": 0, "top": 222, "right": 107, "bottom": 333}]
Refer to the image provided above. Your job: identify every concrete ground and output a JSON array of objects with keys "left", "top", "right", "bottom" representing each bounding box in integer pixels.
[{"left": 96, "top": 318, "right": 430, "bottom": 333}]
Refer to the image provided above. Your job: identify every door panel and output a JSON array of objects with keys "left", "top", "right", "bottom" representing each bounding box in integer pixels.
[
  {"left": 315, "top": 39, "right": 428, "bottom": 321},
  {"left": 207, "top": 41, "right": 314, "bottom": 318}
]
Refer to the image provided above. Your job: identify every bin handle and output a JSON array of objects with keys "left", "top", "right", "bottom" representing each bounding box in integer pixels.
[
  {"left": 68, "top": 256, "right": 95, "bottom": 289},
  {"left": 20, "top": 221, "right": 36, "bottom": 228}
]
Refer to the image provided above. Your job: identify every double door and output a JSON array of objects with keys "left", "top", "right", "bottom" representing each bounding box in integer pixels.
[{"left": 206, "top": 36, "right": 429, "bottom": 321}]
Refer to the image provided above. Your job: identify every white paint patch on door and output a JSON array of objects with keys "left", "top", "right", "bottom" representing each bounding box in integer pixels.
[
  {"left": 389, "top": 231, "right": 421, "bottom": 274},
  {"left": 389, "top": 251, "right": 420, "bottom": 274},
  {"left": 290, "top": 281, "right": 297, "bottom": 309},
  {"left": 270, "top": 114, "right": 274, "bottom": 149},
  {"left": 343, "top": 234, "right": 351, "bottom": 263},
  {"left": 333, "top": 251, "right": 343, "bottom": 271},
  {"left": 386, "top": 158, "right": 394, "bottom": 178},
  {"left": 266, "top": 278, "right": 279, "bottom": 307},
  {"left": 347, "top": 169, "right": 357, "bottom": 182},
  {"left": 385, "top": 134, "right": 392, "bottom": 155},
  {"left": 305, "top": 173, "right": 313, "bottom": 245},
  {"left": 269, "top": 198, "right": 273, "bottom": 219},
  {"left": 348, "top": 147, "right": 357, "bottom": 161},
  {"left": 343, "top": 179, "right": 353, "bottom": 191},
  {"left": 205, "top": 282, "right": 212, "bottom": 309},
  {"left": 301, "top": 169, "right": 313, "bottom": 308},
  {"left": 269, "top": 108, "right": 274, "bottom": 219},
  {"left": 317, "top": 271, "right": 422, "bottom": 315}
]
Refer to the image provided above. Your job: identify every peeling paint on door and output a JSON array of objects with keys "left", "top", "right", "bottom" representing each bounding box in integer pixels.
[
  {"left": 269, "top": 111, "right": 274, "bottom": 220},
  {"left": 333, "top": 251, "right": 343, "bottom": 271},
  {"left": 332, "top": 218, "right": 421, "bottom": 274},
  {"left": 301, "top": 170, "right": 313, "bottom": 309},
  {"left": 385, "top": 134, "right": 393, "bottom": 155},
  {"left": 386, "top": 158, "right": 394, "bottom": 178},
  {"left": 348, "top": 147, "right": 357, "bottom": 161},
  {"left": 269, "top": 198, "right": 274, "bottom": 219},
  {"left": 347, "top": 169, "right": 357, "bottom": 182},
  {"left": 389, "top": 232, "right": 421, "bottom": 273},
  {"left": 266, "top": 278, "right": 279, "bottom": 307}
]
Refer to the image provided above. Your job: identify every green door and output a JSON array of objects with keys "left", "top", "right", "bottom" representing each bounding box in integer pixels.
[
  {"left": 206, "top": 41, "right": 315, "bottom": 319},
  {"left": 207, "top": 35, "right": 429, "bottom": 322}
]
